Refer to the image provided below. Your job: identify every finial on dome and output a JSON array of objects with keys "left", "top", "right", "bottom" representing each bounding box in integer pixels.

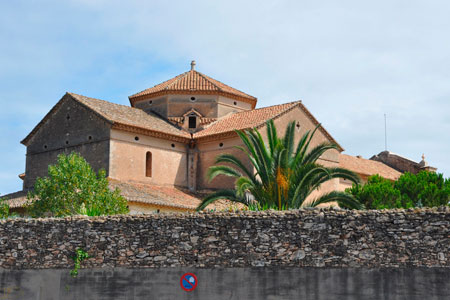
[
  {"left": 422, "top": 153, "right": 425, "bottom": 161},
  {"left": 191, "top": 60, "right": 196, "bottom": 70}
]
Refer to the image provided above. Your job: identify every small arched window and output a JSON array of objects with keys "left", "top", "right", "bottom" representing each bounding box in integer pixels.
[{"left": 146, "top": 152, "right": 152, "bottom": 177}]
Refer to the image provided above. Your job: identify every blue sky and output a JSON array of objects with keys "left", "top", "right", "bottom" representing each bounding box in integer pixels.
[{"left": 1, "top": 0, "right": 449, "bottom": 195}]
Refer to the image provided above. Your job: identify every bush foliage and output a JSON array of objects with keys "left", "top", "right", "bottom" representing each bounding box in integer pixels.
[
  {"left": 346, "top": 171, "right": 450, "bottom": 209},
  {"left": 0, "top": 197, "right": 10, "bottom": 219},
  {"left": 27, "top": 152, "right": 129, "bottom": 217}
]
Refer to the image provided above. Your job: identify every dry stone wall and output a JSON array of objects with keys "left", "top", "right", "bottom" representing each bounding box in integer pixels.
[{"left": 0, "top": 207, "right": 449, "bottom": 269}]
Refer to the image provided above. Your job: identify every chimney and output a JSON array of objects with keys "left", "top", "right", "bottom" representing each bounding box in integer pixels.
[{"left": 190, "top": 60, "right": 196, "bottom": 71}]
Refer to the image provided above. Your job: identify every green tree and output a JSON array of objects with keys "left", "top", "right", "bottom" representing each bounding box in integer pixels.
[
  {"left": 346, "top": 171, "right": 450, "bottom": 209},
  {"left": 197, "top": 120, "right": 362, "bottom": 211},
  {"left": 27, "top": 152, "right": 129, "bottom": 217},
  {"left": 394, "top": 171, "right": 450, "bottom": 207},
  {"left": 346, "top": 174, "right": 408, "bottom": 209}
]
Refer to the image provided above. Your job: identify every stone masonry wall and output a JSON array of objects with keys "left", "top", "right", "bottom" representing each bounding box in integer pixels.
[{"left": 0, "top": 207, "right": 449, "bottom": 269}]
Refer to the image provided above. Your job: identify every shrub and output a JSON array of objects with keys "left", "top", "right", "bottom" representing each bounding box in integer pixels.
[
  {"left": 394, "top": 171, "right": 450, "bottom": 207},
  {"left": 0, "top": 197, "right": 10, "bottom": 219},
  {"left": 346, "top": 175, "right": 407, "bottom": 209},
  {"left": 27, "top": 152, "right": 129, "bottom": 217},
  {"left": 346, "top": 171, "right": 450, "bottom": 209}
]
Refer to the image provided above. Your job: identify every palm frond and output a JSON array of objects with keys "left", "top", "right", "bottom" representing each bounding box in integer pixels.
[
  {"left": 196, "top": 189, "right": 247, "bottom": 211},
  {"left": 267, "top": 119, "right": 278, "bottom": 156},
  {"left": 305, "top": 191, "right": 363, "bottom": 209},
  {"left": 297, "top": 124, "right": 321, "bottom": 164},
  {"left": 235, "top": 176, "right": 255, "bottom": 197},
  {"left": 215, "top": 154, "right": 256, "bottom": 182},
  {"left": 302, "top": 143, "right": 339, "bottom": 165},
  {"left": 282, "top": 121, "right": 296, "bottom": 159},
  {"left": 207, "top": 165, "right": 242, "bottom": 182}
]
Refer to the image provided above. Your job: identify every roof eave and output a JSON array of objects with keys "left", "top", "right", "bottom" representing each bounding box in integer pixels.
[
  {"left": 112, "top": 123, "right": 191, "bottom": 144},
  {"left": 127, "top": 200, "right": 196, "bottom": 211},
  {"left": 297, "top": 102, "right": 345, "bottom": 152}
]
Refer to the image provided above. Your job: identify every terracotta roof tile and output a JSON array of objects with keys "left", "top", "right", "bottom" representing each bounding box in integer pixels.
[
  {"left": 109, "top": 180, "right": 242, "bottom": 211},
  {"left": 1, "top": 181, "right": 241, "bottom": 211},
  {"left": 339, "top": 154, "right": 402, "bottom": 181},
  {"left": 192, "top": 101, "right": 342, "bottom": 150},
  {"left": 194, "top": 101, "right": 300, "bottom": 139},
  {"left": 69, "top": 93, "right": 190, "bottom": 139},
  {"left": 129, "top": 70, "right": 257, "bottom": 105},
  {"left": 1, "top": 191, "right": 30, "bottom": 208},
  {"left": 22, "top": 93, "right": 191, "bottom": 145}
]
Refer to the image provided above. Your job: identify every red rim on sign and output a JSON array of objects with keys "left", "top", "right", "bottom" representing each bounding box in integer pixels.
[{"left": 180, "top": 273, "right": 198, "bottom": 292}]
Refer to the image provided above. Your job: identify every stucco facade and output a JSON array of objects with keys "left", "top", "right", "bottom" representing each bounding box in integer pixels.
[{"left": 109, "top": 130, "right": 188, "bottom": 187}]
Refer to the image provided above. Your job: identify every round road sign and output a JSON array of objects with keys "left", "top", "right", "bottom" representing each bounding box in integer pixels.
[{"left": 180, "top": 273, "right": 198, "bottom": 292}]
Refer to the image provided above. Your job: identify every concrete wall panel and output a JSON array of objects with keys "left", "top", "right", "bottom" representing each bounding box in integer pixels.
[{"left": 0, "top": 268, "right": 448, "bottom": 300}]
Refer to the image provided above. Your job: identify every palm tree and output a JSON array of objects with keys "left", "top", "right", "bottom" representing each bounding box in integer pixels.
[{"left": 197, "top": 120, "right": 362, "bottom": 211}]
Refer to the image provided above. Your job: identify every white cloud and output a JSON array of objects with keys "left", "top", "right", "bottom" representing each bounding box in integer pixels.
[{"left": 0, "top": 0, "right": 449, "bottom": 194}]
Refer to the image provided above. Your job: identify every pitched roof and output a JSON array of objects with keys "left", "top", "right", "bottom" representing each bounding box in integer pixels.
[
  {"left": 22, "top": 93, "right": 191, "bottom": 145},
  {"left": 109, "top": 180, "right": 240, "bottom": 211},
  {"left": 194, "top": 101, "right": 298, "bottom": 138},
  {"left": 193, "top": 101, "right": 343, "bottom": 150},
  {"left": 129, "top": 69, "right": 257, "bottom": 107},
  {"left": 339, "top": 154, "right": 402, "bottom": 181},
  {"left": 1, "top": 191, "right": 30, "bottom": 208},
  {"left": 1, "top": 181, "right": 241, "bottom": 211}
]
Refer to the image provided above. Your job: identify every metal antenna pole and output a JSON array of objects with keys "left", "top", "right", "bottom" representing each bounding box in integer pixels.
[{"left": 384, "top": 113, "right": 387, "bottom": 151}]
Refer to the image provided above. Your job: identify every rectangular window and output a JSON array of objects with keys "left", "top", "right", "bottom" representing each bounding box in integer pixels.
[{"left": 189, "top": 116, "right": 196, "bottom": 129}]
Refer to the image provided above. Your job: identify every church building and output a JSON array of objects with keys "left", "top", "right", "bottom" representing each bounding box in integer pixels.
[{"left": 4, "top": 62, "right": 433, "bottom": 213}]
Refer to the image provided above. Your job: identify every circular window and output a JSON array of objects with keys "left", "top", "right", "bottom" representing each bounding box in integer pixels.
[
  {"left": 190, "top": 97, "right": 196, "bottom": 102},
  {"left": 65, "top": 141, "right": 69, "bottom": 145},
  {"left": 66, "top": 115, "right": 70, "bottom": 120},
  {"left": 88, "top": 136, "right": 92, "bottom": 140},
  {"left": 43, "top": 145, "right": 48, "bottom": 149},
  {"left": 233, "top": 101, "right": 237, "bottom": 105},
  {"left": 171, "top": 144, "right": 175, "bottom": 148},
  {"left": 219, "top": 143, "right": 224, "bottom": 147},
  {"left": 149, "top": 100, "right": 153, "bottom": 105},
  {"left": 135, "top": 136, "right": 139, "bottom": 141}
]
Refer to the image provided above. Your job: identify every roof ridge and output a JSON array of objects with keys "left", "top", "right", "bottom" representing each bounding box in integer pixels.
[
  {"left": 194, "top": 70, "right": 221, "bottom": 91},
  {"left": 249, "top": 100, "right": 300, "bottom": 112},
  {"left": 164, "top": 70, "right": 191, "bottom": 91},
  {"left": 296, "top": 101, "right": 344, "bottom": 151},
  {"left": 193, "top": 101, "right": 301, "bottom": 139},
  {"left": 342, "top": 154, "right": 383, "bottom": 164},
  {"left": 198, "top": 71, "right": 256, "bottom": 99},
  {"left": 69, "top": 92, "right": 135, "bottom": 110},
  {"left": 129, "top": 71, "right": 188, "bottom": 98},
  {"left": 253, "top": 101, "right": 301, "bottom": 129},
  {"left": 205, "top": 101, "right": 299, "bottom": 128},
  {"left": 67, "top": 92, "right": 190, "bottom": 141},
  {"left": 222, "top": 100, "right": 300, "bottom": 121},
  {"left": 383, "top": 151, "right": 419, "bottom": 164}
]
